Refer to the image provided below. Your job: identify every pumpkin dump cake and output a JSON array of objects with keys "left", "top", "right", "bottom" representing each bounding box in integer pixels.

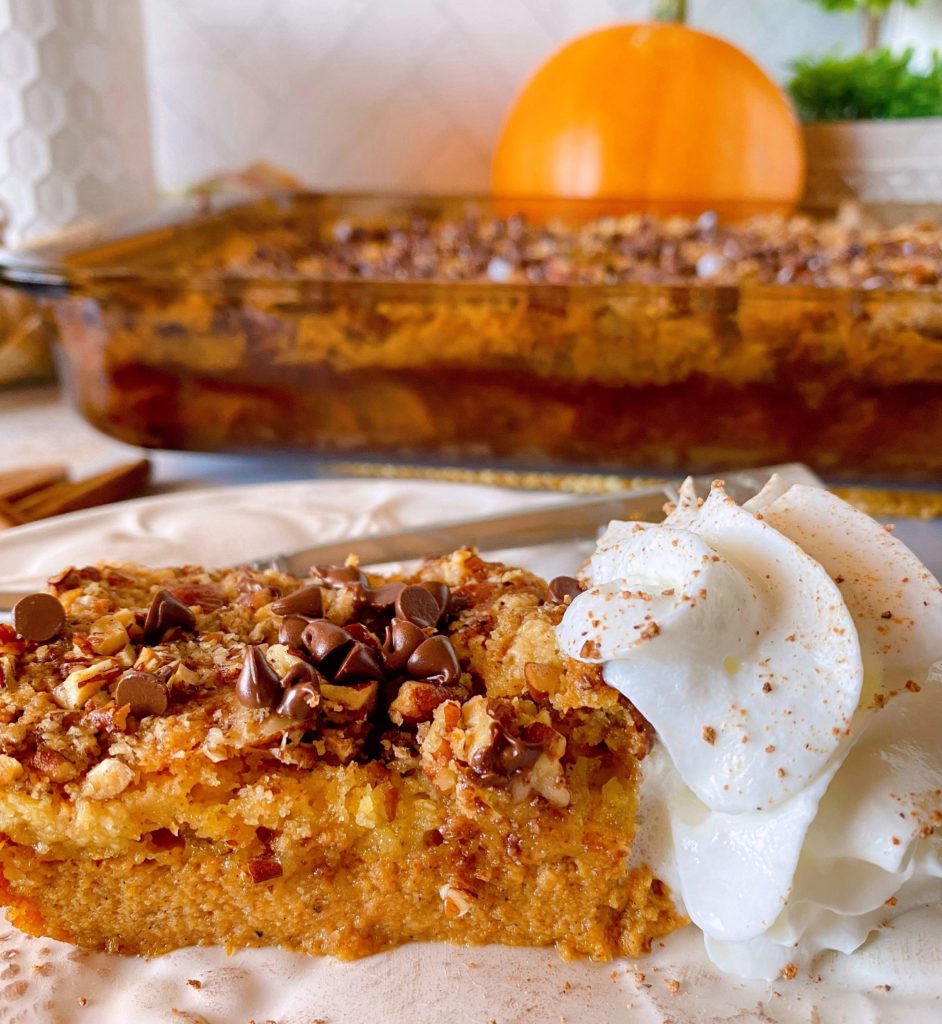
[
  {"left": 16, "top": 194, "right": 942, "bottom": 480},
  {"left": 0, "top": 551, "right": 681, "bottom": 960}
]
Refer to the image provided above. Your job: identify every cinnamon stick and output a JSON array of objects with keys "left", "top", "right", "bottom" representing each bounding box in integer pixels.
[
  {"left": 0, "top": 501, "right": 26, "bottom": 529},
  {"left": 0, "top": 465, "right": 67, "bottom": 504},
  {"left": 12, "top": 459, "right": 151, "bottom": 521}
]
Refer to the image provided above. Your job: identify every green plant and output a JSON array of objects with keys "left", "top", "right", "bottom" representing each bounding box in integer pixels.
[
  {"left": 789, "top": 46, "right": 942, "bottom": 121},
  {"left": 807, "top": 0, "right": 917, "bottom": 11}
]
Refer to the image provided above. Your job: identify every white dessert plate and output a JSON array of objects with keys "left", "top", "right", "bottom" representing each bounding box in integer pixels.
[{"left": 0, "top": 478, "right": 939, "bottom": 1024}]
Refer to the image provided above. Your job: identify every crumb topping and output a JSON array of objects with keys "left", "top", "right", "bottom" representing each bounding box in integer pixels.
[
  {"left": 201, "top": 208, "right": 942, "bottom": 290},
  {"left": 0, "top": 550, "right": 650, "bottom": 810}
]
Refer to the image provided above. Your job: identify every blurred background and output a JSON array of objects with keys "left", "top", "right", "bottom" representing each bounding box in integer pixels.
[
  {"left": 138, "top": 0, "right": 931, "bottom": 193},
  {"left": 142, "top": 0, "right": 864, "bottom": 195},
  {"left": 1, "top": 0, "right": 942, "bottom": 515},
  {"left": 4, "top": 0, "right": 942, "bottom": 241}
]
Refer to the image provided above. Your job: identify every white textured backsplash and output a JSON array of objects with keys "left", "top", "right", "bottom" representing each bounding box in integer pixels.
[
  {"left": 5, "top": 0, "right": 939, "bottom": 239},
  {"left": 0, "top": 0, "right": 155, "bottom": 244},
  {"left": 140, "top": 0, "right": 865, "bottom": 193}
]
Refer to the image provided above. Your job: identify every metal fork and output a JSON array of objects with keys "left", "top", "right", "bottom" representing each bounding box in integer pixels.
[
  {"left": 240, "top": 463, "right": 818, "bottom": 576},
  {"left": 0, "top": 463, "right": 818, "bottom": 613}
]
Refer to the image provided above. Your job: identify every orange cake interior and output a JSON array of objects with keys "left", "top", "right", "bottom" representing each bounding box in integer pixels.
[{"left": 0, "top": 550, "right": 682, "bottom": 959}]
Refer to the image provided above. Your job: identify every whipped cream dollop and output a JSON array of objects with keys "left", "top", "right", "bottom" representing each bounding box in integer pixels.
[{"left": 557, "top": 477, "right": 942, "bottom": 979}]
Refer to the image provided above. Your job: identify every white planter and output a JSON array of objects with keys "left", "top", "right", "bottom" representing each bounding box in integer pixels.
[{"left": 803, "top": 118, "right": 942, "bottom": 206}]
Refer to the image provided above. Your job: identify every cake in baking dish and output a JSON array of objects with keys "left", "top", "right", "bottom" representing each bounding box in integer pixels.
[
  {"left": 51, "top": 199, "right": 942, "bottom": 479},
  {"left": 0, "top": 550, "right": 682, "bottom": 959}
]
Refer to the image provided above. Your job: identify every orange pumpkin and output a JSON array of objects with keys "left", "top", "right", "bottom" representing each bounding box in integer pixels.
[{"left": 491, "top": 23, "right": 804, "bottom": 214}]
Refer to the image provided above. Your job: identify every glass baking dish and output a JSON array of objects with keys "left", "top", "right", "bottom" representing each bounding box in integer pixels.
[{"left": 1, "top": 193, "right": 940, "bottom": 481}]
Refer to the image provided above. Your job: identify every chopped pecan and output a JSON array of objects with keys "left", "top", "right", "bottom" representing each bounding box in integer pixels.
[
  {"left": 245, "top": 857, "right": 283, "bottom": 883},
  {"left": 31, "top": 746, "right": 79, "bottom": 783},
  {"left": 376, "top": 728, "right": 421, "bottom": 770},
  {"left": 320, "top": 680, "right": 378, "bottom": 719},
  {"left": 104, "top": 568, "right": 136, "bottom": 587},
  {"left": 388, "top": 680, "right": 452, "bottom": 725},
  {"left": 87, "top": 611, "right": 133, "bottom": 656},
  {"left": 353, "top": 782, "right": 400, "bottom": 828},
  {"left": 320, "top": 729, "right": 363, "bottom": 764},
  {"left": 269, "top": 744, "right": 323, "bottom": 769},
  {"left": 81, "top": 701, "right": 130, "bottom": 734},
  {"left": 0, "top": 654, "right": 16, "bottom": 688},
  {"left": 71, "top": 634, "right": 95, "bottom": 658},
  {"left": 54, "top": 659, "right": 122, "bottom": 710},
  {"left": 170, "top": 582, "right": 226, "bottom": 612},
  {"left": 47, "top": 566, "right": 101, "bottom": 592},
  {"left": 0, "top": 623, "right": 25, "bottom": 651},
  {"left": 523, "top": 661, "right": 561, "bottom": 701}
]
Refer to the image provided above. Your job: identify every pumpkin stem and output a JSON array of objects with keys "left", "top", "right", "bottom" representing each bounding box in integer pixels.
[
  {"left": 863, "top": 10, "right": 882, "bottom": 50},
  {"left": 653, "top": 0, "right": 687, "bottom": 24}
]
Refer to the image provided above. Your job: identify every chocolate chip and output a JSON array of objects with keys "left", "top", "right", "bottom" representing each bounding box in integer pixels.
[
  {"left": 271, "top": 584, "right": 324, "bottom": 618},
  {"left": 301, "top": 619, "right": 353, "bottom": 672},
  {"left": 470, "top": 723, "right": 544, "bottom": 787},
  {"left": 276, "top": 681, "right": 321, "bottom": 720},
  {"left": 278, "top": 614, "right": 312, "bottom": 649},
  {"left": 418, "top": 580, "right": 451, "bottom": 621},
  {"left": 236, "top": 646, "right": 282, "bottom": 709},
  {"left": 394, "top": 585, "right": 440, "bottom": 628},
  {"left": 367, "top": 581, "right": 405, "bottom": 609},
  {"left": 281, "top": 661, "right": 321, "bottom": 689},
  {"left": 114, "top": 671, "right": 168, "bottom": 718},
  {"left": 143, "top": 589, "right": 197, "bottom": 645},
  {"left": 333, "top": 642, "right": 384, "bottom": 683},
  {"left": 495, "top": 733, "right": 543, "bottom": 776},
  {"left": 382, "top": 617, "right": 427, "bottom": 671},
  {"left": 407, "top": 635, "right": 460, "bottom": 685},
  {"left": 311, "top": 565, "right": 368, "bottom": 591},
  {"left": 12, "top": 592, "right": 66, "bottom": 642},
  {"left": 547, "top": 576, "right": 584, "bottom": 605},
  {"left": 344, "top": 622, "right": 380, "bottom": 649}
]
